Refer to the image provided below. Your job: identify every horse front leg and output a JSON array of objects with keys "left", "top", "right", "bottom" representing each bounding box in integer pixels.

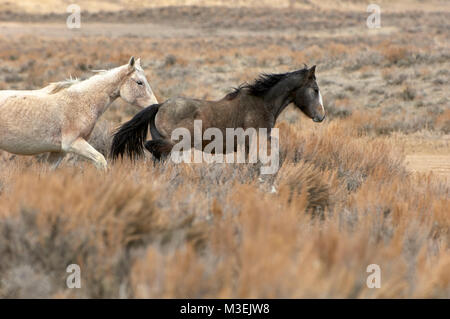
[{"left": 64, "top": 137, "right": 107, "bottom": 171}]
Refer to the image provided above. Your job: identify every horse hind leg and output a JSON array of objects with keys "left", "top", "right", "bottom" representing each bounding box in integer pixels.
[{"left": 144, "top": 140, "right": 173, "bottom": 161}]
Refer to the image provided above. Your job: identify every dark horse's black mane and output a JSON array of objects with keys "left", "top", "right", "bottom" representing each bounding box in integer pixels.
[{"left": 225, "top": 66, "right": 308, "bottom": 100}]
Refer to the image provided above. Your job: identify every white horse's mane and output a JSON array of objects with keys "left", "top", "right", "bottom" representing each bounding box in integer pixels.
[
  {"left": 44, "top": 77, "right": 80, "bottom": 94},
  {"left": 43, "top": 63, "right": 141, "bottom": 95}
]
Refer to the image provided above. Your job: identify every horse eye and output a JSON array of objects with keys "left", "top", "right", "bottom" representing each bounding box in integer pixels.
[
  {"left": 136, "top": 80, "right": 143, "bottom": 85},
  {"left": 314, "top": 88, "right": 319, "bottom": 94}
]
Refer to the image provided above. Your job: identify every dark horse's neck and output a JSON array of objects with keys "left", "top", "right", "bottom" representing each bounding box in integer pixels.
[
  {"left": 227, "top": 69, "right": 306, "bottom": 125},
  {"left": 260, "top": 73, "right": 303, "bottom": 123},
  {"left": 263, "top": 82, "right": 294, "bottom": 122}
]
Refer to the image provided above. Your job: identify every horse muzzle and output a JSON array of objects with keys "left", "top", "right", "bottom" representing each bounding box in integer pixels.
[{"left": 313, "top": 114, "right": 325, "bottom": 123}]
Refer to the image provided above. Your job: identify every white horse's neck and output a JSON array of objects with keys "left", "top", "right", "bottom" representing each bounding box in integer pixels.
[
  {"left": 68, "top": 65, "right": 130, "bottom": 116},
  {"left": 72, "top": 65, "right": 128, "bottom": 97}
]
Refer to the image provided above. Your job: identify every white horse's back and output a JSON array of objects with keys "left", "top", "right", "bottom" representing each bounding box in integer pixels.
[
  {"left": 0, "top": 93, "right": 63, "bottom": 154},
  {"left": 0, "top": 88, "right": 51, "bottom": 106}
]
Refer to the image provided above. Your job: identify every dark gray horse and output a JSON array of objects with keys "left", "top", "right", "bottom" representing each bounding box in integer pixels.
[{"left": 111, "top": 65, "right": 325, "bottom": 160}]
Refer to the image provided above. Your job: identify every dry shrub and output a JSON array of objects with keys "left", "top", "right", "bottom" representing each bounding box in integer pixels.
[
  {"left": 377, "top": 42, "right": 410, "bottom": 65},
  {"left": 129, "top": 172, "right": 449, "bottom": 298},
  {"left": 278, "top": 120, "right": 405, "bottom": 191},
  {"left": 327, "top": 42, "right": 353, "bottom": 59},
  {"left": 304, "top": 45, "right": 325, "bottom": 61},
  {"left": 435, "top": 109, "right": 450, "bottom": 134},
  {"left": 0, "top": 165, "right": 198, "bottom": 297},
  {"left": 0, "top": 118, "right": 448, "bottom": 298},
  {"left": 401, "top": 85, "right": 416, "bottom": 101},
  {"left": 381, "top": 66, "right": 395, "bottom": 81},
  {"left": 126, "top": 120, "right": 447, "bottom": 298},
  {"left": 345, "top": 108, "right": 436, "bottom": 136},
  {"left": 275, "top": 162, "right": 335, "bottom": 213}
]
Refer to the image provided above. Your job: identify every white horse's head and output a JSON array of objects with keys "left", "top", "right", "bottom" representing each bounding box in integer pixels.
[{"left": 120, "top": 57, "right": 158, "bottom": 108}]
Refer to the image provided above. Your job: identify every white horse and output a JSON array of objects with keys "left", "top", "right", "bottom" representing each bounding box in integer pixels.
[{"left": 0, "top": 57, "right": 157, "bottom": 170}]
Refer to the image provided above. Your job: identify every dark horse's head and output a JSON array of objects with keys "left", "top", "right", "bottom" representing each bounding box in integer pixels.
[
  {"left": 236, "top": 65, "right": 325, "bottom": 122},
  {"left": 293, "top": 65, "right": 325, "bottom": 122}
]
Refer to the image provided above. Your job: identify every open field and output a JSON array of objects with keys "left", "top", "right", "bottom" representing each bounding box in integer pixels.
[{"left": 0, "top": 1, "right": 449, "bottom": 298}]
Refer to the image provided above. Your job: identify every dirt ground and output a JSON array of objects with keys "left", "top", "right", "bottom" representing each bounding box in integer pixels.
[{"left": 395, "top": 132, "right": 450, "bottom": 178}]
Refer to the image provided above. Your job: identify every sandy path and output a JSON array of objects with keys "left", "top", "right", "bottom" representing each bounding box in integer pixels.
[
  {"left": 0, "top": 21, "right": 396, "bottom": 40},
  {"left": 0, "top": 22, "right": 201, "bottom": 39},
  {"left": 405, "top": 155, "right": 450, "bottom": 177}
]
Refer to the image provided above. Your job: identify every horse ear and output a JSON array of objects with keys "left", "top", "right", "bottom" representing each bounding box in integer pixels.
[
  {"left": 308, "top": 65, "right": 316, "bottom": 78},
  {"left": 136, "top": 58, "right": 141, "bottom": 67},
  {"left": 128, "top": 56, "right": 135, "bottom": 71}
]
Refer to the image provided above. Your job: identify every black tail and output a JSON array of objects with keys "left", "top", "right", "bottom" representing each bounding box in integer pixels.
[{"left": 110, "top": 104, "right": 160, "bottom": 160}]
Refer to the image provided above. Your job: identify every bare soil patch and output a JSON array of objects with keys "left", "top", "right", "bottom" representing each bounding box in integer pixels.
[{"left": 406, "top": 154, "right": 450, "bottom": 178}]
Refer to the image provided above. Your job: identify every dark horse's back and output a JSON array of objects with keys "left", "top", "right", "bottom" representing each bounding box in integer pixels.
[{"left": 157, "top": 93, "right": 267, "bottom": 133}]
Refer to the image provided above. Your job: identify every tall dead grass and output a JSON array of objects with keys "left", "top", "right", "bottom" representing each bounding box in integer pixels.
[{"left": 0, "top": 119, "right": 448, "bottom": 298}]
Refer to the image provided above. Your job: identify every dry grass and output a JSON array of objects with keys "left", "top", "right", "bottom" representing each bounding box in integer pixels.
[{"left": 0, "top": 119, "right": 449, "bottom": 298}]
